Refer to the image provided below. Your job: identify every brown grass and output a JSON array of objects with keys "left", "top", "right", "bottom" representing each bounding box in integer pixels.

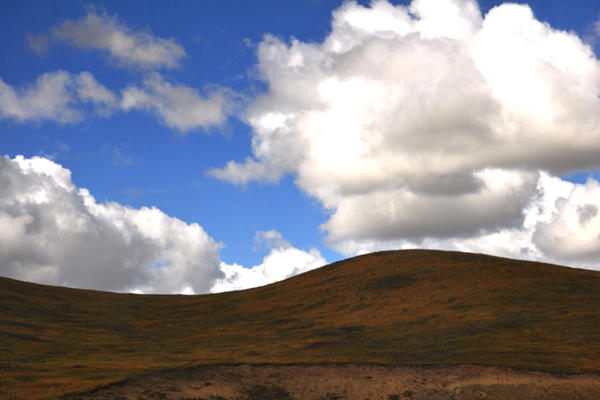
[{"left": 2, "top": 250, "right": 600, "bottom": 399}]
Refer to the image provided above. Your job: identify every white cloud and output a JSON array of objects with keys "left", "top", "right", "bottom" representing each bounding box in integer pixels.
[
  {"left": 208, "top": 158, "right": 285, "bottom": 185},
  {"left": 75, "top": 72, "right": 118, "bottom": 116},
  {"left": 253, "top": 229, "right": 291, "bottom": 250},
  {"left": 0, "top": 155, "right": 328, "bottom": 293},
  {"left": 211, "top": 0, "right": 600, "bottom": 266},
  {"left": 211, "top": 231, "right": 326, "bottom": 293},
  {"left": 322, "top": 169, "right": 540, "bottom": 243},
  {"left": 51, "top": 10, "right": 185, "bottom": 70},
  {"left": 121, "top": 73, "right": 229, "bottom": 132},
  {"left": 332, "top": 172, "right": 600, "bottom": 270},
  {"left": 0, "top": 71, "right": 117, "bottom": 123},
  {"left": 0, "top": 155, "right": 223, "bottom": 294},
  {"left": 533, "top": 177, "right": 600, "bottom": 264},
  {"left": 16, "top": 13, "right": 232, "bottom": 130},
  {"left": 0, "top": 71, "right": 229, "bottom": 130}
]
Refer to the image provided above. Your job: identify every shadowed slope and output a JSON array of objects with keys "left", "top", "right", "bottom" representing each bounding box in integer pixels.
[{"left": 2, "top": 250, "right": 600, "bottom": 399}]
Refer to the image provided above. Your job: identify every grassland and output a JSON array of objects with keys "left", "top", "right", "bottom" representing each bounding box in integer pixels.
[{"left": 2, "top": 250, "right": 600, "bottom": 399}]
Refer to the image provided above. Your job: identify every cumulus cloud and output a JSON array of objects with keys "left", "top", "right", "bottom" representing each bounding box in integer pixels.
[
  {"left": 533, "top": 178, "right": 600, "bottom": 264},
  {"left": 0, "top": 155, "right": 223, "bottom": 294},
  {"left": 0, "top": 156, "right": 329, "bottom": 293},
  {"left": 0, "top": 71, "right": 117, "bottom": 123},
  {"left": 211, "top": 230, "right": 327, "bottom": 293},
  {"left": 121, "top": 73, "right": 229, "bottom": 132},
  {"left": 333, "top": 173, "right": 600, "bottom": 270},
  {"left": 51, "top": 9, "right": 185, "bottom": 70},
  {"left": 211, "top": 0, "right": 600, "bottom": 265}
]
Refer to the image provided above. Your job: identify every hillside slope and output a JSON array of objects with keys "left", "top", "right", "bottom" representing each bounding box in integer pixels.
[{"left": 2, "top": 250, "right": 600, "bottom": 399}]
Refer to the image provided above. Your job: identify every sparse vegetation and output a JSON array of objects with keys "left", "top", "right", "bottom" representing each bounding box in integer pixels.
[
  {"left": 2, "top": 250, "right": 600, "bottom": 399},
  {"left": 364, "top": 273, "right": 416, "bottom": 290},
  {"left": 242, "top": 385, "right": 293, "bottom": 400}
]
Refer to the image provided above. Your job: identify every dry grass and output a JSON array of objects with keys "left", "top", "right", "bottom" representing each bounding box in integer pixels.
[{"left": 2, "top": 250, "right": 600, "bottom": 399}]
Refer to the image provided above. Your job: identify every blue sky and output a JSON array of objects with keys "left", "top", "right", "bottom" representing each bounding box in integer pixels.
[
  {"left": 1, "top": 0, "right": 600, "bottom": 294},
  {"left": 1, "top": 0, "right": 345, "bottom": 268}
]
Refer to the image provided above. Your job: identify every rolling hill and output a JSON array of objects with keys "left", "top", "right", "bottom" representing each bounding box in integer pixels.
[{"left": 2, "top": 250, "right": 600, "bottom": 399}]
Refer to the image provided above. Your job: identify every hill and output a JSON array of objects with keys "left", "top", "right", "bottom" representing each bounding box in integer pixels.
[{"left": 2, "top": 250, "right": 600, "bottom": 399}]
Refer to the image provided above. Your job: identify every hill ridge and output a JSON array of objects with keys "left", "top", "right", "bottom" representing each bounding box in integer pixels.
[{"left": 2, "top": 249, "right": 600, "bottom": 399}]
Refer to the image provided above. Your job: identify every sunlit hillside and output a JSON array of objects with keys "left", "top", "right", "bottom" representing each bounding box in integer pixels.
[{"left": 2, "top": 250, "right": 600, "bottom": 399}]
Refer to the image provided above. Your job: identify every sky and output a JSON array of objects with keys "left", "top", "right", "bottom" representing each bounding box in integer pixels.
[{"left": 1, "top": 0, "right": 600, "bottom": 294}]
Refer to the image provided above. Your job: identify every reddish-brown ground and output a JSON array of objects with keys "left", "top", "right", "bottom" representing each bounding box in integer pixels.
[{"left": 66, "top": 364, "right": 600, "bottom": 400}]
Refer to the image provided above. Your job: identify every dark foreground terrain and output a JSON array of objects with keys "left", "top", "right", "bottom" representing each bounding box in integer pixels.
[
  {"left": 67, "top": 364, "right": 600, "bottom": 400},
  {"left": 2, "top": 250, "right": 600, "bottom": 399}
]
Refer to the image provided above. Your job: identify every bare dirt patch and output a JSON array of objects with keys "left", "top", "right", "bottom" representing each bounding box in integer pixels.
[{"left": 65, "top": 364, "right": 600, "bottom": 400}]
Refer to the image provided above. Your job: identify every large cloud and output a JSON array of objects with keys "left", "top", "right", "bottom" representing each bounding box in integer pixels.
[
  {"left": 0, "top": 155, "right": 222, "bottom": 293},
  {"left": 210, "top": 0, "right": 600, "bottom": 265},
  {"left": 51, "top": 9, "right": 185, "bottom": 70},
  {"left": 0, "top": 156, "right": 327, "bottom": 293},
  {"left": 334, "top": 172, "right": 600, "bottom": 270},
  {"left": 0, "top": 71, "right": 116, "bottom": 123}
]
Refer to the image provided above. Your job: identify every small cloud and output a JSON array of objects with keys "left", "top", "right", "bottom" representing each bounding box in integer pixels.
[
  {"left": 0, "top": 71, "right": 117, "bottom": 124},
  {"left": 26, "top": 33, "right": 50, "bottom": 55},
  {"left": 111, "top": 147, "right": 138, "bottom": 167},
  {"left": 56, "top": 141, "right": 71, "bottom": 153},
  {"left": 0, "top": 71, "right": 82, "bottom": 124},
  {"left": 212, "top": 231, "right": 327, "bottom": 293},
  {"left": 75, "top": 72, "right": 118, "bottom": 116},
  {"left": 51, "top": 9, "right": 185, "bottom": 70},
  {"left": 35, "top": 141, "right": 72, "bottom": 161},
  {"left": 120, "top": 73, "right": 230, "bottom": 132},
  {"left": 208, "top": 158, "right": 285, "bottom": 186},
  {"left": 253, "top": 229, "right": 291, "bottom": 251}
]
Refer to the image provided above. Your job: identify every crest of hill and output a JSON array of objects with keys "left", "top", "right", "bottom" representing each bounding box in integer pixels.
[{"left": 2, "top": 250, "right": 600, "bottom": 399}]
